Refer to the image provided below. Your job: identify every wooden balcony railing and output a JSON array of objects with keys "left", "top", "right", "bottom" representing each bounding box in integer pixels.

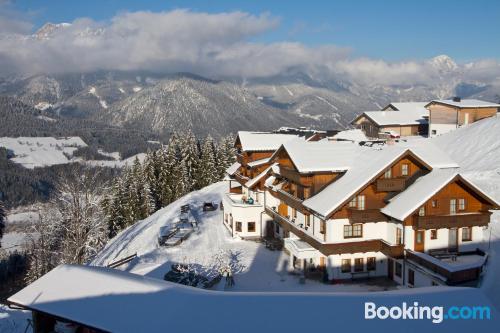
[
  {"left": 414, "top": 212, "right": 491, "bottom": 229},
  {"left": 347, "top": 208, "right": 387, "bottom": 224},
  {"left": 234, "top": 172, "right": 250, "bottom": 185},
  {"left": 265, "top": 206, "right": 403, "bottom": 258},
  {"left": 273, "top": 189, "right": 305, "bottom": 211},
  {"left": 376, "top": 178, "right": 406, "bottom": 192},
  {"left": 280, "top": 167, "right": 312, "bottom": 187}
]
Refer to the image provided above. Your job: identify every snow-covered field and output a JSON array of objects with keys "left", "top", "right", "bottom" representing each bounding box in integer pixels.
[
  {"left": 84, "top": 153, "right": 147, "bottom": 168},
  {"left": 0, "top": 137, "right": 86, "bottom": 168},
  {"left": 0, "top": 305, "right": 31, "bottom": 333}
]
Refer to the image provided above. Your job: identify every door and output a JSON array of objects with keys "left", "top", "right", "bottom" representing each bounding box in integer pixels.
[
  {"left": 449, "top": 228, "right": 458, "bottom": 252},
  {"left": 414, "top": 230, "right": 425, "bottom": 252},
  {"left": 388, "top": 258, "right": 394, "bottom": 279},
  {"left": 450, "top": 199, "right": 457, "bottom": 215},
  {"left": 319, "top": 257, "right": 326, "bottom": 271},
  {"left": 464, "top": 113, "right": 469, "bottom": 125}
]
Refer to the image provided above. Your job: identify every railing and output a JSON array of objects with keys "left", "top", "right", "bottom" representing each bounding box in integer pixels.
[
  {"left": 226, "top": 193, "right": 263, "bottom": 207},
  {"left": 273, "top": 188, "right": 305, "bottom": 210},
  {"left": 414, "top": 212, "right": 490, "bottom": 229},
  {"left": 406, "top": 250, "right": 484, "bottom": 285},
  {"left": 347, "top": 208, "right": 387, "bottom": 223},
  {"left": 234, "top": 172, "right": 250, "bottom": 185},
  {"left": 280, "top": 167, "right": 311, "bottom": 186},
  {"left": 376, "top": 178, "right": 406, "bottom": 192}
]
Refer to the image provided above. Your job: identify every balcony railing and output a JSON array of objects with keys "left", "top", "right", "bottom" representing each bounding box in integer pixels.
[
  {"left": 225, "top": 193, "right": 262, "bottom": 208},
  {"left": 414, "top": 212, "right": 490, "bottom": 229},
  {"left": 406, "top": 250, "right": 484, "bottom": 285},
  {"left": 280, "top": 167, "right": 311, "bottom": 186},
  {"left": 273, "top": 189, "right": 305, "bottom": 210},
  {"left": 376, "top": 178, "right": 406, "bottom": 192},
  {"left": 234, "top": 172, "right": 250, "bottom": 185},
  {"left": 347, "top": 208, "right": 387, "bottom": 223}
]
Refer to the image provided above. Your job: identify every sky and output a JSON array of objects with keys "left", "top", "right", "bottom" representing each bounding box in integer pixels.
[
  {"left": 0, "top": 0, "right": 499, "bottom": 84},
  {"left": 9, "top": 0, "right": 500, "bottom": 62}
]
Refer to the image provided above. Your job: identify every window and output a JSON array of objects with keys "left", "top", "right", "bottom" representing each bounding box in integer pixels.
[
  {"left": 418, "top": 206, "right": 425, "bottom": 216},
  {"left": 367, "top": 257, "right": 376, "bottom": 271},
  {"left": 235, "top": 222, "right": 242, "bottom": 232},
  {"left": 354, "top": 258, "right": 364, "bottom": 272},
  {"left": 275, "top": 223, "right": 280, "bottom": 234},
  {"left": 396, "top": 228, "right": 402, "bottom": 245},
  {"left": 357, "top": 195, "right": 366, "bottom": 210},
  {"left": 416, "top": 230, "right": 424, "bottom": 244},
  {"left": 320, "top": 220, "right": 326, "bottom": 234},
  {"left": 430, "top": 229, "right": 437, "bottom": 240},
  {"left": 344, "top": 224, "right": 363, "bottom": 238},
  {"left": 305, "top": 215, "right": 310, "bottom": 227},
  {"left": 292, "top": 208, "right": 297, "bottom": 219},
  {"left": 348, "top": 197, "right": 356, "bottom": 208},
  {"left": 341, "top": 259, "right": 351, "bottom": 273},
  {"left": 408, "top": 269, "right": 415, "bottom": 286},
  {"left": 458, "top": 198, "right": 466, "bottom": 211},
  {"left": 431, "top": 130, "right": 437, "bottom": 135},
  {"left": 431, "top": 281, "right": 439, "bottom": 286},
  {"left": 248, "top": 222, "right": 256, "bottom": 232},
  {"left": 395, "top": 262, "right": 402, "bottom": 278},
  {"left": 431, "top": 200, "right": 438, "bottom": 208},
  {"left": 384, "top": 168, "right": 392, "bottom": 179},
  {"left": 401, "top": 163, "right": 409, "bottom": 176},
  {"left": 462, "top": 227, "right": 472, "bottom": 241},
  {"left": 450, "top": 199, "right": 457, "bottom": 215}
]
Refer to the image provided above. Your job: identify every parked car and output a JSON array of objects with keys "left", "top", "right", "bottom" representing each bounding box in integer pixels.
[{"left": 203, "top": 202, "right": 217, "bottom": 212}]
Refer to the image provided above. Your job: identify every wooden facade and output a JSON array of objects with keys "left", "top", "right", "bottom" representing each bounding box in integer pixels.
[
  {"left": 353, "top": 115, "right": 421, "bottom": 138},
  {"left": 404, "top": 177, "right": 496, "bottom": 228},
  {"left": 427, "top": 102, "right": 498, "bottom": 126}
]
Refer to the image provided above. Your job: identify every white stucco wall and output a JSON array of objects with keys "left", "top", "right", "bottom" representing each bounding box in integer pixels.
[
  {"left": 222, "top": 192, "right": 265, "bottom": 238},
  {"left": 326, "top": 251, "right": 387, "bottom": 280},
  {"left": 404, "top": 226, "right": 485, "bottom": 252},
  {"left": 429, "top": 123, "right": 457, "bottom": 137},
  {"left": 325, "top": 219, "right": 396, "bottom": 244}
]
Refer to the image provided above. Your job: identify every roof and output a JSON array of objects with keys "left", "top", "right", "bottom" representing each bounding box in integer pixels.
[
  {"left": 302, "top": 147, "right": 413, "bottom": 217},
  {"left": 237, "top": 131, "right": 299, "bottom": 152},
  {"left": 245, "top": 163, "right": 277, "bottom": 188},
  {"left": 330, "top": 129, "right": 368, "bottom": 142},
  {"left": 383, "top": 102, "right": 428, "bottom": 113},
  {"left": 355, "top": 109, "right": 428, "bottom": 126},
  {"left": 225, "top": 162, "right": 241, "bottom": 176},
  {"left": 275, "top": 140, "right": 358, "bottom": 173},
  {"left": 381, "top": 169, "right": 500, "bottom": 221},
  {"left": 301, "top": 140, "right": 457, "bottom": 218},
  {"left": 247, "top": 157, "right": 271, "bottom": 168},
  {"left": 8, "top": 264, "right": 499, "bottom": 332},
  {"left": 426, "top": 99, "right": 500, "bottom": 108}
]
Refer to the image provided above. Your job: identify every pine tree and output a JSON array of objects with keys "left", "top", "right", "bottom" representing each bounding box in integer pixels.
[
  {"left": 199, "top": 135, "right": 218, "bottom": 188},
  {"left": 0, "top": 200, "right": 5, "bottom": 248},
  {"left": 179, "top": 131, "right": 201, "bottom": 191},
  {"left": 142, "top": 150, "right": 162, "bottom": 211},
  {"left": 216, "top": 134, "right": 236, "bottom": 180}
]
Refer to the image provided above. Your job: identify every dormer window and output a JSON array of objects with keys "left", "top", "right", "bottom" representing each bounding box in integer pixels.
[
  {"left": 349, "top": 197, "right": 357, "bottom": 208},
  {"left": 418, "top": 206, "right": 425, "bottom": 216}
]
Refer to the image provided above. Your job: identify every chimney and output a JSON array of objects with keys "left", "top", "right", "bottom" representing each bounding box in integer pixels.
[{"left": 452, "top": 96, "right": 461, "bottom": 102}]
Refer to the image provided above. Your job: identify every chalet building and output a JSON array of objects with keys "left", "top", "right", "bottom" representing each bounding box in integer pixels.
[
  {"left": 352, "top": 102, "right": 428, "bottom": 138},
  {"left": 225, "top": 132, "right": 499, "bottom": 287},
  {"left": 426, "top": 98, "right": 500, "bottom": 137},
  {"left": 222, "top": 131, "right": 300, "bottom": 239}
]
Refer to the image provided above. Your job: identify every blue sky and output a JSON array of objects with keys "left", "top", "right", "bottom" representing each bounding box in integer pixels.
[{"left": 12, "top": 0, "right": 500, "bottom": 62}]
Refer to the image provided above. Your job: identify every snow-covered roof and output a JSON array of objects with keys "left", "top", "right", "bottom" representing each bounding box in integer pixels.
[
  {"left": 397, "top": 140, "right": 459, "bottom": 169},
  {"left": 245, "top": 163, "right": 277, "bottom": 188},
  {"left": 330, "top": 129, "right": 368, "bottom": 142},
  {"left": 237, "top": 131, "right": 299, "bottom": 152},
  {"left": 407, "top": 250, "right": 487, "bottom": 273},
  {"left": 247, "top": 157, "right": 271, "bottom": 168},
  {"left": 426, "top": 99, "right": 500, "bottom": 108},
  {"left": 356, "top": 109, "right": 428, "bottom": 126},
  {"left": 383, "top": 102, "right": 428, "bottom": 113},
  {"left": 225, "top": 162, "right": 241, "bottom": 176},
  {"left": 276, "top": 140, "right": 358, "bottom": 173},
  {"left": 302, "top": 147, "right": 412, "bottom": 217},
  {"left": 381, "top": 169, "right": 500, "bottom": 221}
]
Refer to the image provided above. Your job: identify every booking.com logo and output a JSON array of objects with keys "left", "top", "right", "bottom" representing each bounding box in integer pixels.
[{"left": 365, "top": 302, "right": 491, "bottom": 324}]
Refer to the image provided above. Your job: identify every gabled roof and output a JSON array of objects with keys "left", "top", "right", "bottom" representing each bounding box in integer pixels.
[
  {"left": 236, "top": 131, "right": 299, "bottom": 152},
  {"left": 330, "top": 129, "right": 368, "bottom": 142},
  {"left": 425, "top": 99, "right": 500, "bottom": 109},
  {"left": 353, "top": 109, "right": 428, "bottom": 126},
  {"left": 382, "top": 102, "right": 428, "bottom": 113},
  {"left": 381, "top": 169, "right": 500, "bottom": 221},
  {"left": 302, "top": 147, "right": 422, "bottom": 218},
  {"left": 271, "top": 140, "right": 357, "bottom": 173}
]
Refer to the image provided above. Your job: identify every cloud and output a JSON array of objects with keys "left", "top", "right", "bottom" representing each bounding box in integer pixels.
[{"left": 0, "top": 8, "right": 499, "bottom": 87}]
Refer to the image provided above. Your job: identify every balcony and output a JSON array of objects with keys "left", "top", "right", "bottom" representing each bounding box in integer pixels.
[
  {"left": 376, "top": 178, "right": 406, "bottom": 192},
  {"left": 414, "top": 212, "right": 490, "bottom": 229},
  {"left": 406, "top": 249, "right": 486, "bottom": 285},
  {"left": 280, "top": 167, "right": 311, "bottom": 186},
  {"left": 234, "top": 172, "right": 250, "bottom": 185},
  {"left": 265, "top": 206, "right": 404, "bottom": 258},
  {"left": 225, "top": 193, "right": 262, "bottom": 208},
  {"left": 347, "top": 208, "right": 387, "bottom": 224},
  {"left": 272, "top": 189, "right": 304, "bottom": 210}
]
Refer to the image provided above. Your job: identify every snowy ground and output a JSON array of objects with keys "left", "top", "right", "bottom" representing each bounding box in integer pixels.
[
  {"left": 93, "top": 182, "right": 396, "bottom": 292},
  {"left": 0, "top": 305, "right": 31, "bottom": 333},
  {"left": 0, "top": 137, "right": 86, "bottom": 168}
]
